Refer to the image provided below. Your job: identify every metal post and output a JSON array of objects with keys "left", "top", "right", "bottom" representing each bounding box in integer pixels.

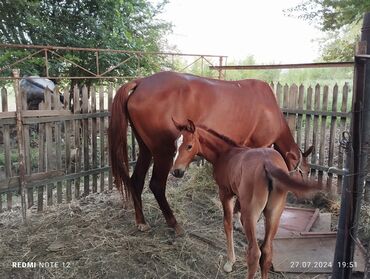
[
  {"left": 218, "top": 56, "right": 223, "bottom": 80},
  {"left": 332, "top": 12, "right": 370, "bottom": 278},
  {"left": 13, "top": 69, "right": 28, "bottom": 223}
]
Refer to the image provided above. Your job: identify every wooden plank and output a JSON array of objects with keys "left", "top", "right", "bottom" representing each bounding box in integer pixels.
[
  {"left": 287, "top": 84, "right": 298, "bottom": 136},
  {"left": 53, "top": 90, "right": 63, "bottom": 204},
  {"left": 0, "top": 111, "right": 16, "bottom": 119},
  {"left": 64, "top": 88, "right": 72, "bottom": 202},
  {"left": 43, "top": 89, "right": 54, "bottom": 206},
  {"left": 37, "top": 111, "right": 45, "bottom": 211},
  {"left": 318, "top": 86, "right": 328, "bottom": 184},
  {"left": 283, "top": 83, "right": 289, "bottom": 110},
  {"left": 21, "top": 110, "right": 71, "bottom": 117},
  {"left": 22, "top": 90, "right": 33, "bottom": 208},
  {"left": 327, "top": 85, "right": 338, "bottom": 193},
  {"left": 276, "top": 83, "right": 282, "bottom": 107},
  {"left": 73, "top": 85, "right": 81, "bottom": 199},
  {"left": 91, "top": 87, "right": 98, "bottom": 193},
  {"left": 22, "top": 111, "right": 109, "bottom": 124},
  {"left": 280, "top": 108, "right": 349, "bottom": 117},
  {"left": 337, "top": 83, "right": 349, "bottom": 194},
  {"left": 82, "top": 86, "right": 90, "bottom": 195},
  {"left": 1, "top": 167, "right": 109, "bottom": 192},
  {"left": 13, "top": 69, "right": 27, "bottom": 220},
  {"left": 304, "top": 87, "right": 313, "bottom": 162},
  {"left": 99, "top": 86, "right": 105, "bottom": 192},
  {"left": 311, "top": 84, "right": 321, "bottom": 178},
  {"left": 108, "top": 84, "right": 113, "bottom": 189},
  {"left": 296, "top": 85, "right": 304, "bottom": 148},
  {"left": 1, "top": 87, "right": 12, "bottom": 210}
]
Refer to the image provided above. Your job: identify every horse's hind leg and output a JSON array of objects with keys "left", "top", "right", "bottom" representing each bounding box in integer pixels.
[
  {"left": 233, "top": 198, "right": 243, "bottom": 232},
  {"left": 219, "top": 190, "right": 235, "bottom": 273},
  {"left": 259, "top": 192, "right": 286, "bottom": 279},
  {"left": 150, "top": 153, "right": 183, "bottom": 236},
  {"left": 131, "top": 141, "right": 152, "bottom": 231},
  {"left": 242, "top": 215, "right": 261, "bottom": 279}
]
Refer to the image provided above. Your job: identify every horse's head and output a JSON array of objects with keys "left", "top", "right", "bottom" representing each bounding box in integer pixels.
[
  {"left": 287, "top": 146, "right": 314, "bottom": 180},
  {"left": 171, "top": 118, "right": 200, "bottom": 178}
]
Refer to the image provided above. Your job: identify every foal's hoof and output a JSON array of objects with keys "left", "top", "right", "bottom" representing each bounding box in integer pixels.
[
  {"left": 174, "top": 224, "right": 185, "bottom": 237},
  {"left": 223, "top": 261, "right": 234, "bottom": 273},
  {"left": 137, "top": 223, "right": 151, "bottom": 232}
]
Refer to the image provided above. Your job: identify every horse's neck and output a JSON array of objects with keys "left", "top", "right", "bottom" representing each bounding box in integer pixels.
[
  {"left": 197, "top": 129, "right": 234, "bottom": 164},
  {"left": 275, "top": 122, "right": 301, "bottom": 169}
]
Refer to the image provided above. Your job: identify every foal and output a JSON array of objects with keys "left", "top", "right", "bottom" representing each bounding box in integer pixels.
[{"left": 171, "top": 119, "right": 321, "bottom": 279}]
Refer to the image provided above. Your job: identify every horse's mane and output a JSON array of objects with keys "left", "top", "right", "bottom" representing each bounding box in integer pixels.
[{"left": 197, "top": 125, "right": 240, "bottom": 147}]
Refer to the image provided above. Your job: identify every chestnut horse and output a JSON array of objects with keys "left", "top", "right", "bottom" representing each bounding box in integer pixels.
[
  {"left": 108, "top": 71, "right": 312, "bottom": 235},
  {"left": 171, "top": 120, "right": 321, "bottom": 279}
]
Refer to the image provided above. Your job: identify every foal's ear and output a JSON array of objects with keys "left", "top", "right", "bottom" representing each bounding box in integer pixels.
[
  {"left": 303, "top": 146, "right": 314, "bottom": 157},
  {"left": 172, "top": 117, "right": 187, "bottom": 131},
  {"left": 186, "top": 119, "right": 196, "bottom": 133}
]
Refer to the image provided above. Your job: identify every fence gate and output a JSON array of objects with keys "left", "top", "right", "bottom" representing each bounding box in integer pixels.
[{"left": 0, "top": 71, "right": 115, "bottom": 215}]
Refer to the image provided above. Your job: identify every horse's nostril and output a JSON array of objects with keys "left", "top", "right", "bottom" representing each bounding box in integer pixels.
[{"left": 172, "top": 169, "right": 184, "bottom": 178}]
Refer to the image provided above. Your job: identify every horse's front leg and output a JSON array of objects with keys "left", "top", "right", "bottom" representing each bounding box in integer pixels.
[
  {"left": 150, "top": 154, "right": 184, "bottom": 236},
  {"left": 219, "top": 190, "right": 235, "bottom": 273}
]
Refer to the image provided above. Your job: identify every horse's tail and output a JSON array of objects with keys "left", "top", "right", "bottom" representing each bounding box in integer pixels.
[
  {"left": 108, "top": 80, "right": 139, "bottom": 201},
  {"left": 264, "top": 160, "right": 323, "bottom": 197}
]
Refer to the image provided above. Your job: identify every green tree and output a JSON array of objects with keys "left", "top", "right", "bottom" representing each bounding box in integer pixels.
[
  {"left": 0, "top": 0, "right": 171, "bottom": 83},
  {"left": 286, "top": 0, "right": 370, "bottom": 61}
]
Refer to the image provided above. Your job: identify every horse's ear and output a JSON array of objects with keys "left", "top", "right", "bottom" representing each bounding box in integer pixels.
[
  {"left": 303, "top": 145, "right": 314, "bottom": 157},
  {"left": 186, "top": 119, "right": 196, "bottom": 133},
  {"left": 172, "top": 117, "right": 186, "bottom": 131}
]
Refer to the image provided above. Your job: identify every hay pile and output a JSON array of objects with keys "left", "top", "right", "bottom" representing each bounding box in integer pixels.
[{"left": 0, "top": 164, "right": 332, "bottom": 279}]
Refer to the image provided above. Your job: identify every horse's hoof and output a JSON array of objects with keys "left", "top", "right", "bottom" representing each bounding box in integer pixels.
[
  {"left": 175, "top": 224, "right": 185, "bottom": 237},
  {"left": 137, "top": 223, "right": 151, "bottom": 232},
  {"left": 223, "top": 261, "right": 234, "bottom": 273}
]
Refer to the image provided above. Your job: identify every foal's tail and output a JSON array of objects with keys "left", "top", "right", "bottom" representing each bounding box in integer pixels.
[
  {"left": 264, "top": 161, "right": 323, "bottom": 197},
  {"left": 108, "top": 80, "right": 139, "bottom": 201}
]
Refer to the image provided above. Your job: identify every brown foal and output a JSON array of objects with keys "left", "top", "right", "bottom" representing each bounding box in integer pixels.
[{"left": 171, "top": 119, "right": 321, "bottom": 279}]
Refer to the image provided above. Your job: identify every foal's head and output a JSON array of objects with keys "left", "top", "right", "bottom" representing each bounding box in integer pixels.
[
  {"left": 286, "top": 146, "right": 314, "bottom": 180},
  {"left": 171, "top": 119, "right": 200, "bottom": 178}
]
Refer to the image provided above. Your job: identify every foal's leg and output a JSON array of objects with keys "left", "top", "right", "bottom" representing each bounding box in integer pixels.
[
  {"left": 233, "top": 198, "right": 243, "bottom": 232},
  {"left": 219, "top": 191, "right": 235, "bottom": 272},
  {"left": 130, "top": 142, "right": 152, "bottom": 231},
  {"left": 259, "top": 192, "right": 286, "bottom": 279},
  {"left": 149, "top": 154, "right": 183, "bottom": 236},
  {"left": 242, "top": 215, "right": 262, "bottom": 279}
]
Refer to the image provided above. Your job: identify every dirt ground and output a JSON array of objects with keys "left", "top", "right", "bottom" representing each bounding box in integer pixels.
[{"left": 0, "top": 164, "right": 365, "bottom": 279}]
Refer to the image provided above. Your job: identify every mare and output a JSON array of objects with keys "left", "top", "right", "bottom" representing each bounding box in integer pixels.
[
  {"left": 171, "top": 119, "right": 321, "bottom": 279},
  {"left": 108, "top": 71, "right": 313, "bottom": 235}
]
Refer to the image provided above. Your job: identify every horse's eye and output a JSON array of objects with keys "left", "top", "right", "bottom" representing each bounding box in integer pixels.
[{"left": 187, "top": 144, "right": 192, "bottom": 150}]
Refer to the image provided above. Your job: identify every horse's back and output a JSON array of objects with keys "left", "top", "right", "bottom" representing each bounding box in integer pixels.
[{"left": 126, "top": 71, "right": 283, "bottom": 151}]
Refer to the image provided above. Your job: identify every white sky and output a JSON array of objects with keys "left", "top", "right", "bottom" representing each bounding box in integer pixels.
[{"left": 158, "top": 0, "right": 324, "bottom": 63}]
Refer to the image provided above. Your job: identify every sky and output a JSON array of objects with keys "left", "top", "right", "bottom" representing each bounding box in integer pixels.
[{"left": 157, "top": 0, "right": 324, "bottom": 64}]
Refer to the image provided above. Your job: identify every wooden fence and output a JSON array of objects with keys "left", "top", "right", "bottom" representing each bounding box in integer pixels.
[
  {"left": 0, "top": 78, "right": 130, "bottom": 212},
  {"left": 272, "top": 82, "right": 351, "bottom": 194},
  {"left": 0, "top": 79, "right": 352, "bottom": 212}
]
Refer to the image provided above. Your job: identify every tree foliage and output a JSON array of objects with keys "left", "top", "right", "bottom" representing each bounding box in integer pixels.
[
  {"left": 0, "top": 0, "right": 171, "bottom": 82},
  {"left": 286, "top": 0, "right": 370, "bottom": 62},
  {"left": 286, "top": 0, "right": 369, "bottom": 31}
]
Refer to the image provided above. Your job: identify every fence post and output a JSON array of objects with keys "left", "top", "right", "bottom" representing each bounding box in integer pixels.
[
  {"left": 13, "top": 69, "right": 27, "bottom": 223},
  {"left": 332, "top": 12, "right": 370, "bottom": 278}
]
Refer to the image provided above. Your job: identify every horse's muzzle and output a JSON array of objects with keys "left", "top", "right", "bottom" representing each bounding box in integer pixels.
[{"left": 171, "top": 169, "right": 185, "bottom": 178}]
